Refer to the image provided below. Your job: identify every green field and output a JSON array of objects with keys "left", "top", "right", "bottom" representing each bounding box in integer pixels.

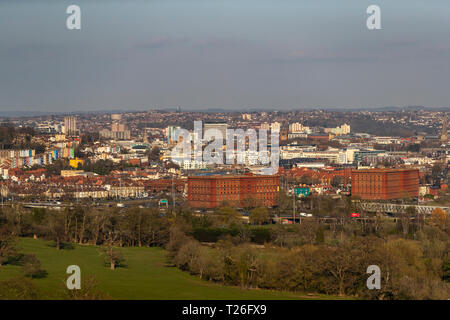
[{"left": 0, "top": 238, "right": 339, "bottom": 300}]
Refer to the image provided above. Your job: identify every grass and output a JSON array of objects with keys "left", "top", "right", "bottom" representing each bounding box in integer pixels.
[{"left": 0, "top": 238, "right": 343, "bottom": 300}]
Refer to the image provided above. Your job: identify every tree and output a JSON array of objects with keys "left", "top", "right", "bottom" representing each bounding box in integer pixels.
[
  {"left": 274, "top": 190, "right": 293, "bottom": 217},
  {"left": 101, "top": 240, "right": 126, "bottom": 270},
  {"left": 319, "top": 242, "right": 361, "bottom": 296},
  {"left": 101, "top": 216, "right": 126, "bottom": 270},
  {"left": 215, "top": 207, "right": 240, "bottom": 226},
  {"left": 44, "top": 210, "right": 66, "bottom": 250},
  {"left": 147, "top": 146, "right": 161, "bottom": 163},
  {"left": 45, "top": 159, "right": 71, "bottom": 176},
  {"left": 241, "top": 195, "right": 261, "bottom": 211},
  {"left": 61, "top": 276, "right": 110, "bottom": 300},
  {"left": 174, "top": 240, "right": 202, "bottom": 272},
  {"left": 0, "top": 123, "right": 16, "bottom": 149},
  {"left": 166, "top": 225, "right": 191, "bottom": 258},
  {"left": 21, "top": 254, "right": 46, "bottom": 278},
  {"left": 30, "top": 208, "right": 46, "bottom": 239},
  {"left": 294, "top": 220, "right": 319, "bottom": 245},
  {"left": 249, "top": 207, "right": 270, "bottom": 225},
  {"left": 165, "top": 161, "right": 180, "bottom": 170},
  {"left": 315, "top": 226, "right": 325, "bottom": 244},
  {"left": 0, "top": 228, "right": 17, "bottom": 267},
  {"left": 223, "top": 245, "right": 259, "bottom": 288},
  {"left": 81, "top": 131, "right": 100, "bottom": 144},
  {"left": 430, "top": 208, "right": 447, "bottom": 228},
  {"left": 407, "top": 144, "right": 420, "bottom": 153},
  {"left": 0, "top": 276, "right": 38, "bottom": 300},
  {"left": 143, "top": 209, "right": 171, "bottom": 247},
  {"left": 443, "top": 257, "right": 450, "bottom": 283},
  {"left": 299, "top": 175, "right": 312, "bottom": 185},
  {"left": 432, "top": 163, "right": 443, "bottom": 181},
  {"left": 331, "top": 175, "right": 344, "bottom": 188},
  {"left": 83, "top": 159, "right": 115, "bottom": 175}
]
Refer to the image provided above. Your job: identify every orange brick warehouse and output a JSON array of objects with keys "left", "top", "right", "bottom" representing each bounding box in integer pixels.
[
  {"left": 188, "top": 175, "right": 280, "bottom": 208},
  {"left": 351, "top": 168, "right": 419, "bottom": 200}
]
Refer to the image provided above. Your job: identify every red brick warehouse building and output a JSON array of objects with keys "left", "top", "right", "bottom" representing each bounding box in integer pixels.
[
  {"left": 187, "top": 175, "right": 280, "bottom": 208},
  {"left": 351, "top": 168, "right": 419, "bottom": 200}
]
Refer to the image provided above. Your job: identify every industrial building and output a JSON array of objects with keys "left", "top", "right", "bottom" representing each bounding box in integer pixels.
[
  {"left": 187, "top": 174, "right": 280, "bottom": 208},
  {"left": 351, "top": 168, "right": 419, "bottom": 200}
]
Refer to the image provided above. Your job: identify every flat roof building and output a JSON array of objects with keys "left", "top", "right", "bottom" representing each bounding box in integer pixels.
[
  {"left": 64, "top": 116, "right": 77, "bottom": 136},
  {"left": 351, "top": 168, "right": 419, "bottom": 200},
  {"left": 188, "top": 174, "right": 280, "bottom": 208}
]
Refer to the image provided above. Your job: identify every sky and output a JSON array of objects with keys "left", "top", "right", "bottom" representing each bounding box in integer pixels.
[{"left": 0, "top": 0, "right": 449, "bottom": 112}]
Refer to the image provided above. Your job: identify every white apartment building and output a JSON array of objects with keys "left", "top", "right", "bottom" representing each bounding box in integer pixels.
[{"left": 270, "top": 122, "right": 281, "bottom": 132}]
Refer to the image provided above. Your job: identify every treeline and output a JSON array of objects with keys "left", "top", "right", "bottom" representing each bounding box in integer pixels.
[
  {"left": 170, "top": 234, "right": 449, "bottom": 299},
  {"left": 0, "top": 123, "right": 45, "bottom": 152},
  {"left": 0, "top": 203, "right": 449, "bottom": 299},
  {"left": 0, "top": 206, "right": 170, "bottom": 249},
  {"left": 44, "top": 159, "right": 139, "bottom": 176},
  {"left": 163, "top": 206, "right": 450, "bottom": 299}
]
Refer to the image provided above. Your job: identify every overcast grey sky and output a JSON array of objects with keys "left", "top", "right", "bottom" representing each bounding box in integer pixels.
[{"left": 0, "top": 0, "right": 449, "bottom": 112}]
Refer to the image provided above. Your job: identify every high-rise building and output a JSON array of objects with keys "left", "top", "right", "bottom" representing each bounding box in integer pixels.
[
  {"left": 289, "top": 122, "right": 303, "bottom": 133},
  {"left": 166, "top": 126, "right": 181, "bottom": 146},
  {"left": 260, "top": 122, "right": 270, "bottom": 131},
  {"left": 441, "top": 113, "right": 448, "bottom": 146},
  {"left": 112, "top": 123, "right": 126, "bottom": 132},
  {"left": 64, "top": 116, "right": 77, "bottom": 135},
  {"left": 188, "top": 175, "right": 280, "bottom": 208},
  {"left": 111, "top": 114, "right": 122, "bottom": 121},
  {"left": 270, "top": 122, "right": 281, "bottom": 132},
  {"left": 351, "top": 168, "right": 419, "bottom": 200},
  {"left": 204, "top": 123, "right": 228, "bottom": 140},
  {"left": 342, "top": 123, "right": 351, "bottom": 135}
]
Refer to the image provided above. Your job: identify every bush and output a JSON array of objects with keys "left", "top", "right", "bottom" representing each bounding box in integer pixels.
[
  {"left": 60, "top": 276, "right": 110, "bottom": 300},
  {"left": 191, "top": 227, "right": 239, "bottom": 242},
  {"left": 21, "top": 254, "right": 47, "bottom": 279},
  {"left": 0, "top": 276, "right": 39, "bottom": 299},
  {"left": 250, "top": 227, "right": 272, "bottom": 244}
]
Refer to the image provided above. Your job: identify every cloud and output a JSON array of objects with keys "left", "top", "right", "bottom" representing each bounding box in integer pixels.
[
  {"left": 270, "top": 50, "right": 380, "bottom": 64},
  {"left": 190, "top": 37, "right": 246, "bottom": 49},
  {"left": 134, "top": 36, "right": 188, "bottom": 50}
]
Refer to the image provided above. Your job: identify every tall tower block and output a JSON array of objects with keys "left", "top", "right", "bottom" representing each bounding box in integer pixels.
[{"left": 441, "top": 113, "right": 448, "bottom": 146}]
